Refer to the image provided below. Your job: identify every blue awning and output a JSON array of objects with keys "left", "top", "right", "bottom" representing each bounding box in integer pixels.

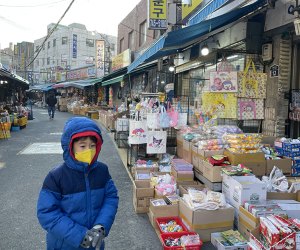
[
  {"left": 127, "top": 0, "right": 266, "bottom": 73},
  {"left": 29, "top": 84, "right": 53, "bottom": 92},
  {"left": 69, "top": 78, "right": 101, "bottom": 89},
  {"left": 187, "top": 0, "right": 231, "bottom": 26},
  {"left": 164, "top": 0, "right": 267, "bottom": 50},
  {"left": 127, "top": 36, "right": 179, "bottom": 73}
]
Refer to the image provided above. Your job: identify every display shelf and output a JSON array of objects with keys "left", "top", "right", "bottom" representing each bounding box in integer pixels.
[{"left": 194, "top": 170, "right": 222, "bottom": 192}]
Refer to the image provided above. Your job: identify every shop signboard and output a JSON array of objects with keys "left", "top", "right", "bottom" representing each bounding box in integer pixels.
[
  {"left": 182, "top": 0, "right": 203, "bottom": 23},
  {"left": 72, "top": 34, "right": 77, "bottom": 59},
  {"left": 148, "top": 0, "right": 168, "bottom": 30},
  {"left": 96, "top": 40, "right": 105, "bottom": 77},
  {"left": 111, "top": 49, "right": 131, "bottom": 72},
  {"left": 66, "top": 67, "right": 95, "bottom": 80}
]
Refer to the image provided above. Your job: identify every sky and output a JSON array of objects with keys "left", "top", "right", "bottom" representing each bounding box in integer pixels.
[{"left": 0, "top": 0, "right": 141, "bottom": 49}]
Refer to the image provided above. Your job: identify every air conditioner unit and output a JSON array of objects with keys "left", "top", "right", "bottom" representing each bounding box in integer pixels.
[{"left": 262, "top": 43, "right": 273, "bottom": 61}]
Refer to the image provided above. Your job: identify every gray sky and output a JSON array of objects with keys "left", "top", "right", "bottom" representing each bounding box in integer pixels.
[{"left": 0, "top": 0, "right": 141, "bottom": 49}]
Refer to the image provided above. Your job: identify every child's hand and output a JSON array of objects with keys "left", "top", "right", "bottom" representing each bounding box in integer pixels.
[{"left": 91, "top": 225, "right": 105, "bottom": 248}]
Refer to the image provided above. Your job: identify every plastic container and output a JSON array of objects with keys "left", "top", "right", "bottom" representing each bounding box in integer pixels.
[
  {"left": 156, "top": 217, "right": 189, "bottom": 234},
  {"left": 160, "top": 232, "right": 202, "bottom": 250}
]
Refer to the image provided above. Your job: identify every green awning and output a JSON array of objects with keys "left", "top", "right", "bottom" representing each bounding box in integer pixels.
[{"left": 101, "top": 75, "right": 124, "bottom": 86}]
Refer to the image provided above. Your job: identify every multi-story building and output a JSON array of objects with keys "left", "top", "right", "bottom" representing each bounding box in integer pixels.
[
  {"left": 0, "top": 43, "right": 14, "bottom": 71},
  {"left": 34, "top": 23, "right": 117, "bottom": 84},
  {"left": 14, "top": 42, "right": 34, "bottom": 83}
]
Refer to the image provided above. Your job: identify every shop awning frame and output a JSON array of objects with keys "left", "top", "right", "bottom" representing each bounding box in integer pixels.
[
  {"left": 101, "top": 75, "right": 124, "bottom": 87},
  {"left": 127, "top": 0, "right": 267, "bottom": 73}
]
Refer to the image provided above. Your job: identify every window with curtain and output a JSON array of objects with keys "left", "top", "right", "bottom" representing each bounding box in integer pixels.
[{"left": 139, "top": 21, "right": 147, "bottom": 46}]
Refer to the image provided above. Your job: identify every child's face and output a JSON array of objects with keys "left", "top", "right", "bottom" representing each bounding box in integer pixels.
[{"left": 73, "top": 137, "right": 96, "bottom": 154}]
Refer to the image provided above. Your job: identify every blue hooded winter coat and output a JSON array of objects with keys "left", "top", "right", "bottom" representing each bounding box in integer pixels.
[{"left": 37, "top": 117, "right": 119, "bottom": 250}]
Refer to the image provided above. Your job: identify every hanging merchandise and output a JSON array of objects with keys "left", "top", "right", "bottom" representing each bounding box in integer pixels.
[
  {"left": 237, "top": 59, "right": 267, "bottom": 99},
  {"left": 209, "top": 59, "right": 238, "bottom": 93},
  {"left": 109, "top": 86, "right": 113, "bottom": 107},
  {"left": 167, "top": 102, "right": 178, "bottom": 127},
  {"left": 175, "top": 101, "right": 188, "bottom": 129},
  {"left": 159, "top": 105, "right": 170, "bottom": 128},
  {"left": 237, "top": 98, "right": 264, "bottom": 120},
  {"left": 128, "top": 114, "right": 148, "bottom": 145},
  {"left": 202, "top": 93, "right": 237, "bottom": 119},
  {"left": 147, "top": 130, "right": 167, "bottom": 154},
  {"left": 146, "top": 98, "right": 160, "bottom": 129}
]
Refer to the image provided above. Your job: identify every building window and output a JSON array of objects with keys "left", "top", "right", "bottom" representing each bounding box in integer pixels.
[
  {"left": 86, "top": 39, "right": 94, "bottom": 47},
  {"left": 47, "top": 57, "right": 50, "bottom": 65},
  {"left": 35, "top": 45, "right": 39, "bottom": 52},
  {"left": 119, "top": 38, "right": 124, "bottom": 53},
  {"left": 36, "top": 60, "right": 39, "bottom": 67},
  {"left": 139, "top": 21, "right": 147, "bottom": 46},
  {"left": 128, "top": 31, "right": 134, "bottom": 50},
  {"left": 43, "top": 44, "right": 45, "bottom": 50},
  {"left": 42, "top": 58, "right": 45, "bottom": 66},
  {"left": 48, "top": 41, "right": 50, "bottom": 49},
  {"left": 53, "top": 39, "right": 56, "bottom": 47},
  {"left": 62, "top": 37, "right": 68, "bottom": 45}
]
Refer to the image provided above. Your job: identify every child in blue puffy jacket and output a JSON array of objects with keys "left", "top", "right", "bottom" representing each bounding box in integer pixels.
[{"left": 37, "top": 117, "right": 119, "bottom": 250}]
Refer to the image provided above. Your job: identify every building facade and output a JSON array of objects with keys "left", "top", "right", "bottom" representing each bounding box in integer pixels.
[
  {"left": 33, "top": 23, "right": 117, "bottom": 84},
  {"left": 117, "top": 0, "right": 160, "bottom": 56}
]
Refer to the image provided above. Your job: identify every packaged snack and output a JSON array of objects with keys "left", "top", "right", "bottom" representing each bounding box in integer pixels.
[
  {"left": 260, "top": 217, "right": 281, "bottom": 246},
  {"left": 266, "top": 215, "right": 293, "bottom": 239},
  {"left": 221, "top": 230, "right": 247, "bottom": 246}
]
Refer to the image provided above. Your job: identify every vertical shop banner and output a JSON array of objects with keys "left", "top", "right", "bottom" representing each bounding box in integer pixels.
[
  {"left": 148, "top": 0, "right": 168, "bottom": 30},
  {"left": 209, "top": 71, "right": 238, "bottom": 92},
  {"left": 202, "top": 93, "right": 237, "bottom": 119},
  {"left": 72, "top": 34, "right": 77, "bottom": 59},
  {"left": 96, "top": 40, "right": 105, "bottom": 77}
]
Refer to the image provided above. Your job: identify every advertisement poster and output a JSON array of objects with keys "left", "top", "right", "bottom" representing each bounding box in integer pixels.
[{"left": 209, "top": 71, "right": 238, "bottom": 92}]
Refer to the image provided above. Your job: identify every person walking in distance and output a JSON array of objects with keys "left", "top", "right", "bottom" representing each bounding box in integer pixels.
[{"left": 46, "top": 93, "right": 57, "bottom": 119}]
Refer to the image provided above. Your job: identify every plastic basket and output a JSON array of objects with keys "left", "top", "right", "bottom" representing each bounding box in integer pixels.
[
  {"left": 160, "top": 232, "right": 202, "bottom": 250},
  {"left": 19, "top": 117, "right": 28, "bottom": 126},
  {"left": 156, "top": 217, "right": 189, "bottom": 234}
]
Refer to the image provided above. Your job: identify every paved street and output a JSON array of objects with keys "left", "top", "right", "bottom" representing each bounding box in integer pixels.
[{"left": 0, "top": 108, "right": 214, "bottom": 250}]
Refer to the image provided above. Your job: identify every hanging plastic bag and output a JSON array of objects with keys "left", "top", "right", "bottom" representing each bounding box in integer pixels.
[{"left": 159, "top": 105, "right": 170, "bottom": 128}]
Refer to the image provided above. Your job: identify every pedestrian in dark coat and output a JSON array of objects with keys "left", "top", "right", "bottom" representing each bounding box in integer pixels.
[
  {"left": 37, "top": 117, "right": 119, "bottom": 250},
  {"left": 46, "top": 93, "right": 57, "bottom": 119}
]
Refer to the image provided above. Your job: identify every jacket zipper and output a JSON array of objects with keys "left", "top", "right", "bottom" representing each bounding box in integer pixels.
[{"left": 84, "top": 169, "right": 92, "bottom": 228}]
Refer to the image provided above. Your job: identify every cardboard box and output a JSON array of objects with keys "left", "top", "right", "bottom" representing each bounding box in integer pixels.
[
  {"left": 211, "top": 232, "right": 248, "bottom": 250},
  {"left": 244, "top": 162, "right": 266, "bottom": 176},
  {"left": 196, "top": 158, "right": 206, "bottom": 173},
  {"left": 203, "top": 161, "right": 223, "bottom": 183},
  {"left": 177, "top": 143, "right": 183, "bottom": 158},
  {"left": 149, "top": 200, "right": 179, "bottom": 217},
  {"left": 183, "top": 140, "right": 192, "bottom": 163},
  {"left": 267, "top": 191, "right": 299, "bottom": 201},
  {"left": 176, "top": 132, "right": 183, "bottom": 144},
  {"left": 192, "top": 145, "right": 200, "bottom": 169},
  {"left": 133, "top": 180, "right": 154, "bottom": 198},
  {"left": 171, "top": 166, "right": 194, "bottom": 182},
  {"left": 133, "top": 192, "right": 151, "bottom": 213},
  {"left": 198, "top": 149, "right": 225, "bottom": 159},
  {"left": 131, "top": 166, "right": 159, "bottom": 177},
  {"left": 238, "top": 206, "right": 260, "bottom": 240},
  {"left": 224, "top": 149, "right": 265, "bottom": 164},
  {"left": 261, "top": 136, "right": 276, "bottom": 146},
  {"left": 266, "top": 158, "right": 293, "bottom": 175},
  {"left": 178, "top": 184, "right": 204, "bottom": 196},
  {"left": 179, "top": 199, "right": 234, "bottom": 242},
  {"left": 222, "top": 175, "right": 267, "bottom": 209},
  {"left": 132, "top": 180, "right": 154, "bottom": 213}
]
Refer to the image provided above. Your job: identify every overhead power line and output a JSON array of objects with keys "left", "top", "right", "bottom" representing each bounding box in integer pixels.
[{"left": 26, "top": 0, "right": 76, "bottom": 68}]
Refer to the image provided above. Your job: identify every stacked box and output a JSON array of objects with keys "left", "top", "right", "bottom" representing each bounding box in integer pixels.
[
  {"left": 133, "top": 180, "right": 154, "bottom": 213},
  {"left": 282, "top": 142, "right": 300, "bottom": 176}
]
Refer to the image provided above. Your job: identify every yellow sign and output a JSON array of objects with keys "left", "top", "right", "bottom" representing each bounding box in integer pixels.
[
  {"left": 148, "top": 0, "right": 167, "bottom": 30},
  {"left": 111, "top": 49, "right": 131, "bottom": 72},
  {"left": 182, "top": 0, "right": 203, "bottom": 21}
]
